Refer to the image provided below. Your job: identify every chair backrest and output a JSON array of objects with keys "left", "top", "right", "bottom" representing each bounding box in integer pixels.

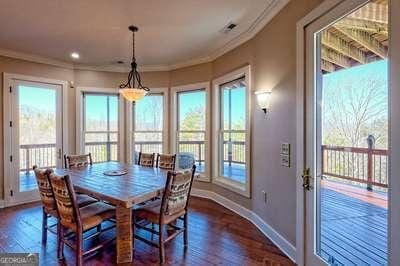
[
  {"left": 177, "top": 152, "right": 196, "bottom": 169},
  {"left": 138, "top": 152, "right": 155, "bottom": 167},
  {"left": 156, "top": 153, "right": 176, "bottom": 170},
  {"left": 161, "top": 165, "right": 196, "bottom": 217},
  {"left": 33, "top": 166, "right": 56, "bottom": 214},
  {"left": 48, "top": 172, "right": 81, "bottom": 229},
  {"left": 64, "top": 153, "right": 93, "bottom": 169}
]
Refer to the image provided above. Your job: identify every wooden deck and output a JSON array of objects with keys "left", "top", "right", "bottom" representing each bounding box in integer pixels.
[{"left": 321, "top": 179, "right": 388, "bottom": 265}]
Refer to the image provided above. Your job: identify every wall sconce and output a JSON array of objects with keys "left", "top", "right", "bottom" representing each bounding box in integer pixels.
[{"left": 255, "top": 90, "right": 272, "bottom": 115}]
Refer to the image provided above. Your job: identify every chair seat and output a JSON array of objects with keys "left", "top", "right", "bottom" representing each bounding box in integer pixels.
[
  {"left": 76, "top": 194, "right": 97, "bottom": 207},
  {"left": 65, "top": 202, "right": 115, "bottom": 231},
  {"left": 134, "top": 199, "right": 185, "bottom": 224}
]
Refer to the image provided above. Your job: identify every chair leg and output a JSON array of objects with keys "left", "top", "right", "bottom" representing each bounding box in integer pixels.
[
  {"left": 57, "top": 224, "right": 64, "bottom": 260},
  {"left": 159, "top": 224, "right": 165, "bottom": 264},
  {"left": 97, "top": 223, "right": 102, "bottom": 233},
  {"left": 76, "top": 229, "right": 83, "bottom": 266},
  {"left": 41, "top": 210, "right": 47, "bottom": 245},
  {"left": 183, "top": 214, "right": 188, "bottom": 247}
]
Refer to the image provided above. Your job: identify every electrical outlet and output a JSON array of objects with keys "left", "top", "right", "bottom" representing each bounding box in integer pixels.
[{"left": 262, "top": 190, "right": 267, "bottom": 203}]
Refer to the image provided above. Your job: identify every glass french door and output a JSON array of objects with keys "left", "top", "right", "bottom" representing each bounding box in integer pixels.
[
  {"left": 9, "top": 80, "right": 63, "bottom": 205},
  {"left": 303, "top": 0, "right": 390, "bottom": 265}
]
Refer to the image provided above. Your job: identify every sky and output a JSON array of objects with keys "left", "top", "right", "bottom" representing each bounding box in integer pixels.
[{"left": 322, "top": 59, "right": 388, "bottom": 146}]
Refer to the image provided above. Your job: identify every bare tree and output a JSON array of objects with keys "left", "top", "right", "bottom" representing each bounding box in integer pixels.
[{"left": 322, "top": 73, "right": 388, "bottom": 148}]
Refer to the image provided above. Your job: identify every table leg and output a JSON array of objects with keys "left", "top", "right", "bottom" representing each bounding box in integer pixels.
[{"left": 116, "top": 205, "right": 133, "bottom": 264}]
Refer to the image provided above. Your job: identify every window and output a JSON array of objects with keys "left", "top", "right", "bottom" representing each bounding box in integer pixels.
[
  {"left": 177, "top": 90, "right": 206, "bottom": 172},
  {"left": 82, "top": 93, "right": 119, "bottom": 163},
  {"left": 132, "top": 93, "right": 164, "bottom": 162},
  {"left": 171, "top": 82, "right": 210, "bottom": 180},
  {"left": 213, "top": 66, "right": 251, "bottom": 197}
]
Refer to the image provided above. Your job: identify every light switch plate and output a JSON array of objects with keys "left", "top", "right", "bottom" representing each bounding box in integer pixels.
[
  {"left": 281, "top": 154, "right": 290, "bottom": 167},
  {"left": 281, "top": 143, "right": 290, "bottom": 155}
]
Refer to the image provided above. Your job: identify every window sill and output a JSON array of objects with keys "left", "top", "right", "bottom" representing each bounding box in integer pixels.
[
  {"left": 195, "top": 173, "right": 211, "bottom": 182},
  {"left": 213, "top": 176, "right": 250, "bottom": 198}
]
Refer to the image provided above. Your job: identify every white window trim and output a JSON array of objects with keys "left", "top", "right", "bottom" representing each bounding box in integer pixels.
[
  {"left": 212, "top": 65, "right": 251, "bottom": 198},
  {"left": 170, "top": 82, "right": 211, "bottom": 182},
  {"left": 76, "top": 87, "right": 125, "bottom": 162},
  {"left": 125, "top": 87, "right": 169, "bottom": 163},
  {"left": 3, "top": 73, "right": 69, "bottom": 206}
]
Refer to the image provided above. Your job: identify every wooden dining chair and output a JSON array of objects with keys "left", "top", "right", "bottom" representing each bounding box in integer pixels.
[
  {"left": 138, "top": 152, "right": 155, "bottom": 167},
  {"left": 156, "top": 153, "right": 176, "bottom": 171},
  {"left": 48, "top": 172, "right": 116, "bottom": 266},
  {"left": 133, "top": 165, "right": 196, "bottom": 263},
  {"left": 33, "top": 166, "right": 97, "bottom": 245},
  {"left": 64, "top": 153, "right": 93, "bottom": 169}
]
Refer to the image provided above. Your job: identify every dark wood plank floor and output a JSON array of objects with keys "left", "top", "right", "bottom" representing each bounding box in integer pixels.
[
  {"left": 321, "top": 182, "right": 388, "bottom": 265},
  {"left": 0, "top": 197, "right": 293, "bottom": 266}
]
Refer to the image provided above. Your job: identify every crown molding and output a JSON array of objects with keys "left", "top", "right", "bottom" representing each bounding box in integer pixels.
[
  {"left": 0, "top": 48, "right": 74, "bottom": 69},
  {"left": 0, "top": 0, "right": 290, "bottom": 73}
]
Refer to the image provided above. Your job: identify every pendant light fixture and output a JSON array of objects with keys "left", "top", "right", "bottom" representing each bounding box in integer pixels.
[{"left": 119, "top": 25, "right": 149, "bottom": 102}]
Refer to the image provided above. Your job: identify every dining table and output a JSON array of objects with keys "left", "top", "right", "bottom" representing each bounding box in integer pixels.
[{"left": 54, "top": 161, "right": 168, "bottom": 264}]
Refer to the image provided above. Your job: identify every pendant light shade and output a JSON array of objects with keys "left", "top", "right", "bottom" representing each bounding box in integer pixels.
[
  {"left": 119, "top": 25, "right": 149, "bottom": 102},
  {"left": 119, "top": 87, "right": 147, "bottom": 102}
]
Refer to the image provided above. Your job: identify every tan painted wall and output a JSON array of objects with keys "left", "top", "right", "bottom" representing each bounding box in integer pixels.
[{"left": 0, "top": 0, "right": 324, "bottom": 247}]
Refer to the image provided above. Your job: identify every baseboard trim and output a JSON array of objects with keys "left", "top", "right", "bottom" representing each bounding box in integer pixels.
[
  {"left": 191, "top": 188, "right": 296, "bottom": 263},
  {"left": 0, "top": 200, "right": 4, "bottom": 208}
]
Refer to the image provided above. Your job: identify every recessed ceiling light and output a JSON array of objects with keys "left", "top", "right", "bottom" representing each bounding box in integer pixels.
[{"left": 70, "top": 52, "right": 80, "bottom": 59}]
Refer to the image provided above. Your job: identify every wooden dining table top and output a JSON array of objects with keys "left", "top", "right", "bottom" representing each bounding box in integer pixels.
[{"left": 54, "top": 161, "right": 168, "bottom": 208}]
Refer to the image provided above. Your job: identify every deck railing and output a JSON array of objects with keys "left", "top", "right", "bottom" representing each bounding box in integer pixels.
[
  {"left": 134, "top": 140, "right": 246, "bottom": 166},
  {"left": 322, "top": 145, "right": 388, "bottom": 189},
  {"left": 19, "top": 141, "right": 119, "bottom": 172},
  {"left": 85, "top": 141, "right": 118, "bottom": 162},
  {"left": 20, "top": 143, "right": 56, "bottom": 174}
]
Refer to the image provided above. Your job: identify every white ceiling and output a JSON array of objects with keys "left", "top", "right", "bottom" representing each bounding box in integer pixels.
[{"left": 0, "top": 0, "right": 287, "bottom": 71}]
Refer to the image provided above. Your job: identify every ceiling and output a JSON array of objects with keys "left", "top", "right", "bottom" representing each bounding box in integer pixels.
[
  {"left": 0, "top": 0, "right": 287, "bottom": 71},
  {"left": 321, "top": 0, "right": 388, "bottom": 73}
]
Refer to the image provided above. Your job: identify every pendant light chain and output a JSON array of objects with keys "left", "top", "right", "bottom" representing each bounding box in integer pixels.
[{"left": 119, "top": 25, "right": 149, "bottom": 92}]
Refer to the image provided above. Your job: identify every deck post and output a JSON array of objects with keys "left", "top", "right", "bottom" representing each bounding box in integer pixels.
[
  {"left": 367, "top": 135, "right": 375, "bottom": 191},
  {"left": 25, "top": 148, "right": 30, "bottom": 175}
]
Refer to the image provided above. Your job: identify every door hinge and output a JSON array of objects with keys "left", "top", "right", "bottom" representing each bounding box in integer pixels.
[
  {"left": 9, "top": 155, "right": 13, "bottom": 162},
  {"left": 9, "top": 86, "right": 12, "bottom": 93},
  {"left": 302, "top": 167, "right": 312, "bottom": 191},
  {"left": 10, "top": 190, "right": 13, "bottom": 197},
  {"left": 9, "top": 121, "right": 12, "bottom": 127}
]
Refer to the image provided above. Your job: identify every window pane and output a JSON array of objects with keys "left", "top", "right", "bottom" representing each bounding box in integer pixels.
[
  {"left": 109, "top": 96, "right": 119, "bottom": 131},
  {"left": 178, "top": 90, "right": 206, "bottom": 131},
  {"left": 85, "top": 95, "right": 108, "bottom": 132},
  {"left": 134, "top": 94, "right": 163, "bottom": 131},
  {"left": 132, "top": 94, "right": 164, "bottom": 163},
  {"left": 177, "top": 90, "right": 206, "bottom": 172},
  {"left": 84, "top": 93, "right": 119, "bottom": 162},
  {"left": 220, "top": 78, "right": 247, "bottom": 183},
  {"left": 222, "top": 81, "right": 246, "bottom": 131}
]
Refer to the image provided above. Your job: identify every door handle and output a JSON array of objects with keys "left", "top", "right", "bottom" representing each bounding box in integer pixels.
[{"left": 302, "top": 167, "right": 313, "bottom": 191}]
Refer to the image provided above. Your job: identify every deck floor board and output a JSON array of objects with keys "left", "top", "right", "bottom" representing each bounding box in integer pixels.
[{"left": 321, "top": 180, "right": 388, "bottom": 265}]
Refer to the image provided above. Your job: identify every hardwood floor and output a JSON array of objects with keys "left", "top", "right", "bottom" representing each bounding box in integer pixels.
[{"left": 0, "top": 197, "right": 293, "bottom": 265}]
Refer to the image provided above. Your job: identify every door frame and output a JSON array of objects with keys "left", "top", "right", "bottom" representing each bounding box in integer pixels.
[
  {"left": 3, "top": 73, "right": 69, "bottom": 207},
  {"left": 296, "top": 0, "right": 399, "bottom": 265}
]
